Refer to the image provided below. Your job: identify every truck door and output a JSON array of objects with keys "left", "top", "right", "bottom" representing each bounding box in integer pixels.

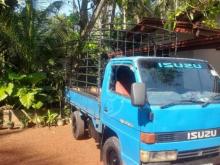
[{"left": 101, "top": 63, "right": 141, "bottom": 165}]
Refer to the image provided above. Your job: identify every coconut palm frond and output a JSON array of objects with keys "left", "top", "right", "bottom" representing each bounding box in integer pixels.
[{"left": 0, "top": 0, "right": 69, "bottom": 72}]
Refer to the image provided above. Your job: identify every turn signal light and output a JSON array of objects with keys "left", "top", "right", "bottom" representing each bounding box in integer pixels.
[{"left": 141, "top": 133, "right": 156, "bottom": 144}]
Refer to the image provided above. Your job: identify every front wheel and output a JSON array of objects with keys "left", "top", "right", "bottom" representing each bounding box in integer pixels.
[{"left": 103, "top": 137, "right": 122, "bottom": 165}]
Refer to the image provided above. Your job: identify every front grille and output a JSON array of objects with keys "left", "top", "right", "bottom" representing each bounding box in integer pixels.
[
  {"left": 156, "top": 132, "right": 186, "bottom": 143},
  {"left": 156, "top": 128, "right": 220, "bottom": 143},
  {"left": 178, "top": 146, "right": 220, "bottom": 160}
]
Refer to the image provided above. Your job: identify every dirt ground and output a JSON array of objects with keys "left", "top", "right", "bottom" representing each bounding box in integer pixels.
[{"left": 0, "top": 125, "right": 101, "bottom": 165}]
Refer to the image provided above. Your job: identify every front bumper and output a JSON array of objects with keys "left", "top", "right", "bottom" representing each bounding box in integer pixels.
[{"left": 142, "top": 154, "right": 220, "bottom": 165}]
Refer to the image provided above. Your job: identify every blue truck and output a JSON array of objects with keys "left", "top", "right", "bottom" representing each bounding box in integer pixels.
[
  {"left": 65, "top": 56, "right": 220, "bottom": 165},
  {"left": 64, "top": 27, "right": 220, "bottom": 165}
]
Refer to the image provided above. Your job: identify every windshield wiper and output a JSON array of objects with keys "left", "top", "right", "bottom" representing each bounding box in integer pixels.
[
  {"left": 202, "top": 94, "right": 220, "bottom": 107},
  {"left": 161, "top": 99, "right": 205, "bottom": 109}
]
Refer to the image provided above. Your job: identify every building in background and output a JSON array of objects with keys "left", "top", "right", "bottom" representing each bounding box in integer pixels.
[{"left": 130, "top": 18, "right": 220, "bottom": 72}]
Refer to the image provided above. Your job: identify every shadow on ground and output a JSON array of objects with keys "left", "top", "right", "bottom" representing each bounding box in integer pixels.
[{"left": 0, "top": 128, "right": 24, "bottom": 136}]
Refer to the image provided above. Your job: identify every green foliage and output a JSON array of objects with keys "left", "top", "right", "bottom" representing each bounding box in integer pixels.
[
  {"left": 32, "top": 101, "right": 44, "bottom": 110},
  {"left": 82, "top": 41, "right": 101, "bottom": 55},
  {"left": 0, "top": 0, "right": 6, "bottom": 6},
  {"left": 154, "top": 0, "right": 220, "bottom": 29},
  {"left": 0, "top": 0, "right": 69, "bottom": 73},
  {"left": 8, "top": 73, "right": 26, "bottom": 81},
  {"left": 45, "top": 109, "right": 58, "bottom": 127},
  {"left": 63, "top": 105, "right": 71, "bottom": 117},
  {"left": 16, "top": 87, "right": 44, "bottom": 110},
  {"left": 114, "top": 0, "right": 154, "bottom": 25},
  {"left": 25, "top": 73, "right": 47, "bottom": 86},
  {"left": 0, "top": 71, "right": 47, "bottom": 110},
  {"left": 0, "top": 118, "right": 3, "bottom": 125},
  {"left": 0, "top": 1, "right": 76, "bottom": 126},
  {"left": 0, "top": 82, "right": 14, "bottom": 101},
  {"left": 115, "top": 0, "right": 220, "bottom": 29},
  {"left": 8, "top": 72, "right": 47, "bottom": 85},
  {"left": 16, "top": 88, "right": 35, "bottom": 109}
]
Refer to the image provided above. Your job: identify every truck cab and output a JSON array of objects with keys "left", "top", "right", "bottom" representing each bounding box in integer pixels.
[
  {"left": 66, "top": 56, "right": 220, "bottom": 165},
  {"left": 98, "top": 56, "right": 220, "bottom": 165}
]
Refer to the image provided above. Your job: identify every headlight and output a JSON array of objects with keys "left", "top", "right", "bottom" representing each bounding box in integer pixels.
[{"left": 140, "top": 150, "right": 177, "bottom": 163}]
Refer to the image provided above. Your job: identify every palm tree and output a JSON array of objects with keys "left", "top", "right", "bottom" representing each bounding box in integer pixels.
[{"left": 0, "top": 0, "right": 67, "bottom": 73}]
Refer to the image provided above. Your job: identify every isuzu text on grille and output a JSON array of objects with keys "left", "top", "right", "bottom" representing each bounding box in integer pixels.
[{"left": 187, "top": 130, "right": 217, "bottom": 140}]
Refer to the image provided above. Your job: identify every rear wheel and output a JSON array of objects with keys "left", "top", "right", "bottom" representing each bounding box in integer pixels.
[
  {"left": 71, "top": 111, "right": 85, "bottom": 139},
  {"left": 103, "top": 137, "right": 122, "bottom": 165}
]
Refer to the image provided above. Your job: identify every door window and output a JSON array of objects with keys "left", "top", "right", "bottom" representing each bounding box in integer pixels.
[{"left": 109, "top": 65, "right": 136, "bottom": 97}]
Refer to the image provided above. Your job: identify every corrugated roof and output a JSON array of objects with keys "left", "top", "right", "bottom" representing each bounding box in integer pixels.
[
  {"left": 107, "top": 18, "right": 220, "bottom": 57},
  {"left": 131, "top": 17, "right": 220, "bottom": 37}
]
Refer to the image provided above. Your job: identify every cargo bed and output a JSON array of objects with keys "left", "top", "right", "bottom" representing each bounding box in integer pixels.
[{"left": 65, "top": 87, "right": 100, "bottom": 118}]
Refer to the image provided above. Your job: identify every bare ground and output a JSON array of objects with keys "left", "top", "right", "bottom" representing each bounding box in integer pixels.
[{"left": 0, "top": 125, "right": 101, "bottom": 165}]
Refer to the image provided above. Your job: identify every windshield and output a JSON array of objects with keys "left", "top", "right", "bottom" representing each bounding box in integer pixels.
[{"left": 138, "top": 59, "right": 220, "bottom": 105}]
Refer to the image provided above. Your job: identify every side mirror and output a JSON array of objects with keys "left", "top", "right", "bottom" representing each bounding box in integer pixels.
[{"left": 131, "top": 83, "right": 146, "bottom": 107}]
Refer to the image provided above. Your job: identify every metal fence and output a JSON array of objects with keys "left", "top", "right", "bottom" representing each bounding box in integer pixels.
[{"left": 64, "top": 24, "right": 178, "bottom": 97}]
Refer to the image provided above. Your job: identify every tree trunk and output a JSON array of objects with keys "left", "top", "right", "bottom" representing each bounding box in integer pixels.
[
  {"left": 123, "top": 10, "right": 126, "bottom": 29},
  {"left": 79, "top": 0, "right": 88, "bottom": 34},
  {"left": 80, "top": 0, "right": 108, "bottom": 41},
  {"left": 109, "top": 0, "right": 116, "bottom": 32},
  {"left": 122, "top": 0, "right": 127, "bottom": 29}
]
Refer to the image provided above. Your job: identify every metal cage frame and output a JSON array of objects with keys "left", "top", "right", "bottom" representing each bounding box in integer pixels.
[{"left": 64, "top": 24, "right": 178, "bottom": 97}]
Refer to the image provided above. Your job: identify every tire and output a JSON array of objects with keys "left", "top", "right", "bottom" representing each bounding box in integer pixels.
[
  {"left": 103, "top": 137, "right": 122, "bottom": 165},
  {"left": 71, "top": 111, "right": 85, "bottom": 139}
]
